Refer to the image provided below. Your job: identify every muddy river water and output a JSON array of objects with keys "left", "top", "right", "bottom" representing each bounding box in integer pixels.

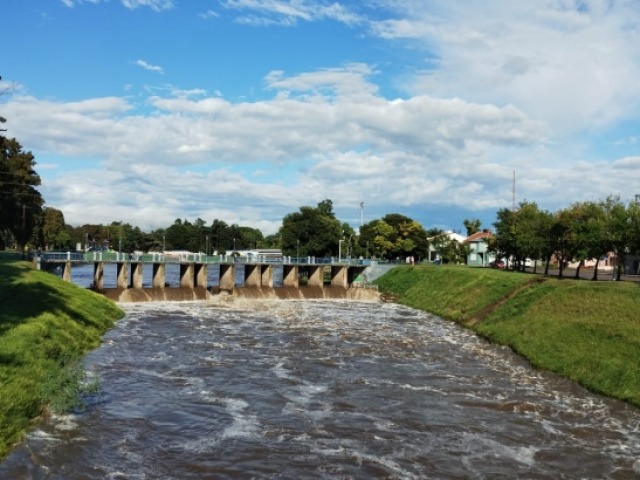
[{"left": 1, "top": 299, "right": 640, "bottom": 479}]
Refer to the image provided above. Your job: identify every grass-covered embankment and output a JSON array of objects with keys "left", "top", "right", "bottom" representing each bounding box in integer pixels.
[
  {"left": 0, "top": 258, "right": 124, "bottom": 459},
  {"left": 375, "top": 265, "right": 640, "bottom": 407}
]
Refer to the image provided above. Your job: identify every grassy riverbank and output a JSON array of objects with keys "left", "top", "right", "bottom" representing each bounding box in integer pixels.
[
  {"left": 376, "top": 265, "right": 640, "bottom": 407},
  {"left": 0, "top": 258, "right": 124, "bottom": 459}
]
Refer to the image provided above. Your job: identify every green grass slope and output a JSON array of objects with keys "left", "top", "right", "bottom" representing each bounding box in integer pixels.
[
  {"left": 376, "top": 265, "right": 640, "bottom": 407},
  {"left": 0, "top": 259, "right": 124, "bottom": 458}
]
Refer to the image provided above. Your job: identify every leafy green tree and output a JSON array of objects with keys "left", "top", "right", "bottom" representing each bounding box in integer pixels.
[
  {"left": 359, "top": 214, "right": 428, "bottom": 260},
  {"left": 0, "top": 136, "right": 44, "bottom": 251},
  {"left": 601, "top": 196, "right": 637, "bottom": 280},
  {"left": 429, "top": 232, "right": 468, "bottom": 264},
  {"left": 565, "top": 201, "right": 608, "bottom": 279},
  {"left": 280, "top": 199, "right": 342, "bottom": 257},
  {"left": 550, "top": 209, "right": 574, "bottom": 278},
  {"left": 41, "top": 207, "right": 69, "bottom": 250},
  {"left": 492, "top": 207, "right": 517, "bottom": 265}
]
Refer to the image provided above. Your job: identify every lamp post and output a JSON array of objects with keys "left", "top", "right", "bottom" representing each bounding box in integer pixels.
[
  {"left": 338, "top": 239, "right": 344, "bottom": 262},
  {"left": 296, "top": 239, "right": 300, "bottom": 262}
]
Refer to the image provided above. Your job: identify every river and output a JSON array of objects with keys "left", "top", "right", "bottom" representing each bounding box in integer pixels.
[{"left": 1, "top": 299, "right": 640, "bottom": 479}]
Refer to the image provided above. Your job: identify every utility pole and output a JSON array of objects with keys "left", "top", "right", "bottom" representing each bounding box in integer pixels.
[{"left": 512, "top": 170, "right": 516, "bottom": 211}]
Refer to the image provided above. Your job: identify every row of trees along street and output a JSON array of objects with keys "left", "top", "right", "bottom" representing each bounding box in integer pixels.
[{"left": 491, "top": 198, "right": 640, "bottom": 280}]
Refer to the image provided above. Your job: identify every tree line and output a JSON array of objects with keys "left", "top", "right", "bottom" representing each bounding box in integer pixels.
[{"left": 491, "top": 198, "right": 640, "bottom": 280}]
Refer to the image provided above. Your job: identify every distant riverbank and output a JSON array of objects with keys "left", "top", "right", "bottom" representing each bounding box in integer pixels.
[
  {"left": 0, "top": 259, "right": 124, "bottom": 459},
  {"left": 375, "top": 265, "right": 640, "bottom": 408}
]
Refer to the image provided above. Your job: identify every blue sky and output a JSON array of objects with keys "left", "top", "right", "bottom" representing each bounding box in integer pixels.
[{"left": 2, "top": 0, "right": 640, "bottom": 235}]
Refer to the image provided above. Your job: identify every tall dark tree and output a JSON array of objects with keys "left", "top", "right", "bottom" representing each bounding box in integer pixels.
[{"left": 0, "top": 136, "right": 44, "bottom": 251}]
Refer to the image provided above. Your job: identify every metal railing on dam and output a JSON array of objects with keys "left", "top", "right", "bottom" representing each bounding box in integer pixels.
[
  {"left": 34, "top": 252, "right": 376, "bottom": 294},
  {"left": 36, "top": 251, "right": 372, "bottom": 266}
]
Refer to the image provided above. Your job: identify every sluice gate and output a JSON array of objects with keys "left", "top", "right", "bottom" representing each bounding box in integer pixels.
[{"left": 54, "top": 261, "right": 371, "bottom": 293}]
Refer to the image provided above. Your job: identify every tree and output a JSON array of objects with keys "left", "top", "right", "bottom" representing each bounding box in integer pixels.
[
  {"left": 280, "top": 200, "right": 342, "bottom": 257},
  {"left": 565, "top": 201, "right": 608, "bottom": 280},
  {"left": 359, "top": 214, "right": 428, "bottom": 260},
  {"left": 429, "top": 232, "right": 468, "bottom": 264},
  {"left": 0, "top": 136, "right": 44, "bottom": 251},
  {"left": 463, "top": 219, "right": 482, "bottom": 236},
  {"left": 601, "top": 196, "right": 636, "bottom": 281},
  {"left": 492, "top": 207, "right": 518, "bottom": 265},
  {"left": 41, "top": 207, "right": 69, "bottom": 250}
]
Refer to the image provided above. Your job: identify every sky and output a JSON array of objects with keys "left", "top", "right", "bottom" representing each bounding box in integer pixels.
[{"left": 2, "top": 0, "right": 640, "bottom": 236}]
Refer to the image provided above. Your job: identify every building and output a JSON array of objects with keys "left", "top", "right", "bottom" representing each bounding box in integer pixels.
[{"left": 464, "top": 229, "right": 495, "bottom": 267}]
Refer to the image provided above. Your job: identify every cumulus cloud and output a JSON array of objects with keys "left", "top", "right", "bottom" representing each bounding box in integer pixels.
[
  {"left": 3, "top": 64, "right": 561, "bottom": 232},
  {"left": 368, "top": 0, "right": 640, "bottom": 133}
]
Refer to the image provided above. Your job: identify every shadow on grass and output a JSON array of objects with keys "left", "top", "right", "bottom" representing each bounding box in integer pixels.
[{"left": 0, "top": 259, "right": 115, "bottom": 342}]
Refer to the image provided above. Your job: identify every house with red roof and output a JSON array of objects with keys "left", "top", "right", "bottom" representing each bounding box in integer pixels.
[{"left": 464, "top": 229, "right": 495, "bottom": 267}]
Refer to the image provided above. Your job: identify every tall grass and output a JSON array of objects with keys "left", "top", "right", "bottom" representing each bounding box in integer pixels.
[
  {"left": 0, "top": 259, "right": 123, "bottom": 459},
  {"left": 376, "top": 265, "right": 640, "bottom": 407}
]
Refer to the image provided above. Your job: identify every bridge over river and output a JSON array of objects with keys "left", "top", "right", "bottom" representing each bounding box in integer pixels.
[{"left": 35, "top": 252, "right": 380, "bottom": 300}]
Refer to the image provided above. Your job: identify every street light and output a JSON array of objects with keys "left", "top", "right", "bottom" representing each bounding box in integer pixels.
[
  {"left": 297, "top": 239, "right": 300, "bottom": 262},
  {"left": 338, "top": 239, "right": 344, "bottom": 262}
]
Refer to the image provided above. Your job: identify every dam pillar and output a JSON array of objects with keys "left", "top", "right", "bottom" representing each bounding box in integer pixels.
[
  {"left": 244, "top": 264, "right": 260, "bottom": 287},
  {"left": 195, "top": 263, "right": 207, "bottom": 288},
  {"left": 260, "top": 264, "right": 273, "bottom": 288},
  {"left": 116, "top": 262, "right": 128, "bottom": 289},
  {"left": 62, "top": 261, "right": 72, "bottom": 282},
  {"left": 307, "top": 265, "right": 324, "bottom": 287},
  {"left": 93, "top": 262, "right": 104, "bottom": 290},
  {"left": 331, "top": 265, "right": 348, "bottom": 288},
  {"left": 219, "top": 264, "right": 235, "bottom": 290},
  {"left": 180, "top": 263, "right": 195, "bottom": 288},
  {"left": 282, "top": 265, "right": 299, "bottom": 288},
  {"left": 152, "top": 263, "right": 166, "bottom": 288},
  {"left": 130, "top": 262, "right": 143, "bottom": 289}
]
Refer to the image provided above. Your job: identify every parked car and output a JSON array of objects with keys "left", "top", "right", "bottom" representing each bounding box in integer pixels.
[{"left": 489, "top": 260, "right": 505, "bottom": 269}]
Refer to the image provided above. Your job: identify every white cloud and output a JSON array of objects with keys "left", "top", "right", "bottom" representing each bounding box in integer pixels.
[
  {"left": 121, "top": 0, "right": 174, "bottom": 11},
  {"left": 199, "top": 10, "right": 220, "bottom": 19},
  {"left": 61, "top": 0, "right": 171, "bottom": 8},
  {"left": 133, "top": 59, "right": 165, "bottom": 74},
  {"left": 368, "top": 0, "right": 640, "bottom": 133},
  {"left": 220, "top": 0, "right": 363, "bottom": 26},
  {"left": 4, "top": 64, "right": 559, "bottom": 232}
]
